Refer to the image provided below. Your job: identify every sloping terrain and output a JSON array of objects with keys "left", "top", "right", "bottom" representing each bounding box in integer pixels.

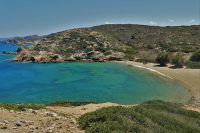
[
  {"left": 1, "top": 101, "right": 200, "bottom": 133},
  {"left": 79, "top": 100, "right": 200, "bottom": 133},
  {"left": 13, "top": 24, "right": 200, "bottom": 63}
]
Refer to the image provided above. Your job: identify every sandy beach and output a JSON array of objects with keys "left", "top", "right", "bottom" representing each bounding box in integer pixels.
[{"left": 114, "top": 61, "right": 200, "bottom": 106}]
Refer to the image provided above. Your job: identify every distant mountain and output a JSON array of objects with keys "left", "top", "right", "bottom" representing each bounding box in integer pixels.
[
  {"left": 13, "top": 24, "right": 200, "bottom": 63},
  {"left": 0, "top": 35, "right": 43, "bottom": 45}
]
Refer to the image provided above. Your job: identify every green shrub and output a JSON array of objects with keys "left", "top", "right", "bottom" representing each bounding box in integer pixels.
[
  {"left": 47, "top": 101, "right": 96, "bottom": 107},
  {"left": 170, "top": 54, "right": 184, "bottom": 68},
  {"left": 156, "top": 52, "right": 169, "bottom": 66},
  {"left": 145, "top": 44, "right": 154, "bottom": 50},
  {"left": 79, "top": 100, "right": 200, "bottom": 133},
  {"left": 181, "top": 47, "right": 195, "bottom": 53},
  {"left": 159, "top": 43, "right": 176, "bottom": 52},
  {"left": 95, "top": 47, "right": 108, "bottom": 53},
  {"left": 0, "top": 103, "right": 44, "bottom": 111},
  {"left": 185, "top": 61, "right": 200, "bottom": 69},
  {"left": 124, "top": 48, "right": 137, "bottom": 60},
  {"left": 190, "top": 50, "right": 200, "bottom": 62}
]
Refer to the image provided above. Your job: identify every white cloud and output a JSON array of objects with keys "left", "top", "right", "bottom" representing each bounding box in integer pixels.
[
  {"left": 105, "top": 21, "right": 115, "bottom": 24},
  {"left": 149, "top": 21, "right": 158, "bottom": 25},
  {"left": 189, "top": 19, "right": 196, "bottom": 23},
  {"left": 169, "top": 19, "right": 174, "bottom": 22}
]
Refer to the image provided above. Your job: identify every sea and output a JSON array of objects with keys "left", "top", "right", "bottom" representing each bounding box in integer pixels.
[{"left": 0, "top": 43, "right": 190, "bottom": 104}]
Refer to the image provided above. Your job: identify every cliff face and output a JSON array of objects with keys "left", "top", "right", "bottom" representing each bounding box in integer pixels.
[{"left": 13, "top": 24, "right": 200, "bottom": 63}]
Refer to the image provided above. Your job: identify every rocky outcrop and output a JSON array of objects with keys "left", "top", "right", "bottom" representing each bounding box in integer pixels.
[
  {"left": 13, "top": 48, "right": 64, "bottom": 63},
  {"left": 13, "top": 49, "right": 125, "bottom": 63}
]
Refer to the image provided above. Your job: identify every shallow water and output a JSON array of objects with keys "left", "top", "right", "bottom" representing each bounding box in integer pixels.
[{"left": 0, "top": 44, "right": 190, "bottom": 104}]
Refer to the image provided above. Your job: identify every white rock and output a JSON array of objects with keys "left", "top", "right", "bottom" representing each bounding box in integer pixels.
[
  {"left": 10, "top": 110, "right": 14, "bottom": 113},
  {"left": 48, "top": 130, "right": 53, "bottom": 133},
  {"left": 3, "top": 120, "right": 9, "bottom": 124},
  {"left": 15, "top": 121, "right": 22, "bottom": 127},
  {"left": 12, "top": 126, "right": 17, "bottom": 129}
]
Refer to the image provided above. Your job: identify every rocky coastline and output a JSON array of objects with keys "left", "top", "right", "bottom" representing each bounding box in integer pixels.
[{"left": 12, "top": 48, "right": 125, "bottom": 63}]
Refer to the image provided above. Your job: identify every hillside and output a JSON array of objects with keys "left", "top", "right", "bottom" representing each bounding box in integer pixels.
[
  {"left": 13, "top": 24, "right": 200, "bottom": 63},
  {"left": 79, "top": 100, "right": 200, "bottom": 133},
  {"left": 1, "top": 100, "right": 200, "bottom": 133}
]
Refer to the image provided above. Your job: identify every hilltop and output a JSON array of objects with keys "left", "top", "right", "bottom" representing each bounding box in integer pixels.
[{"left": 13, "top": 24, "right": 200, "bottom": 63}]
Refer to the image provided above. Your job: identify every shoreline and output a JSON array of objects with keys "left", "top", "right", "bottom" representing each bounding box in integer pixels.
[
  {"left": 123, "top": 62, "right": 173, "bottom": 79},
  {"left": 1, "top": 55, "right": 199, "bottom": 106},
  {"left": 114, "top": 61, "right": 200, "bottom": 106}
]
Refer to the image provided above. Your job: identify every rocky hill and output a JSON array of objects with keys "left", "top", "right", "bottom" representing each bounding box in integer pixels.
[{"left": 13, "top": 24, "right": 200, "bottom": 63}]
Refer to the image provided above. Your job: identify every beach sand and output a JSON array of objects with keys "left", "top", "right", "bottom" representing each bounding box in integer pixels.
[{"left": 114, "top": 61, "right": 200, "bottom": 106}]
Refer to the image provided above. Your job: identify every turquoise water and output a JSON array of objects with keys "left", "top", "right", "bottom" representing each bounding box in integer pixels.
[{"left": 0, "top": 44, "right": 190, "bottom": 104}]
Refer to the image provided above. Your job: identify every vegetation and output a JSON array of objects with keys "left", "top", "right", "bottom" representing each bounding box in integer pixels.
[
  {"left": 184, "top": 50, "right": 200, "bottom": 68},
  {"left": 185, "top": 61, "right": 200, "bottom": 69},
  {"left": 0, "top": 101, "right": 97, "bottom": 111},
  {"left": 79, "top": 100, "right": 200, "bottom": 133},
  {"left": 190, "top": 50, "right": 200, "bottom": 62},
  {"left": 159, "top": 43, "right": 178, "bottom": 52},
  {"left": 0, "top": 103, "right": 44, "bottom": 111},
  {"left": 156, "top": 52, "right": 169, "bottom": 66},
  {"left": 47, "top": 101, "right": 96, "bottom": 107},
  {"left": 18, "top": 24, "right": 200, "bottom": 64},
  {"left": 124, "top": 48, "right": 137, "bottom": 60},
  {"left": 170, "top": 54, "right": 184, "bottom": 68}
]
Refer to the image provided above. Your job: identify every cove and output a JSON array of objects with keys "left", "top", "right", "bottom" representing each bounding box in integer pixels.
[{"left": 0, "top": 44, "right": 190, "bottom": 104}]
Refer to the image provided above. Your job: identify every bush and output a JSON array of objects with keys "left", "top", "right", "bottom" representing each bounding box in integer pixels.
[
  {"left": 170, "top": 54, "right": 184, "bottom": 68},
  {"left": 124, "top": 48, "right": 137, "bottom": 60},
  {"left": 190, "top": 50, "right": 200, "bottom": 62},
  {"left": 146, "top": 44, "right": 154, "bottom": 49},
  {"left": 159, "top": 43, "right": 178, "bottom": 52},
  {"left": 47, "top": 101, "right": 96, "bottom": 107},
  {"left": 95, "top": 47, "right": 108, "bottom": 53},
  {"left": 79, "top": 100, "right": 200, "bottom": 133},
  {"left": 156, "top": 52, "right": 169, "bottom": 66},
  {"left": 0, "top": 103, "right": 44, "bottom": 111},
  {"left": 185, "top": 61, "right": 200, "bottom": 69}
]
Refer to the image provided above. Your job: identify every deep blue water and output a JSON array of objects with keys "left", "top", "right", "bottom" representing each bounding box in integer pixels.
[
  {"left": 0, "top": 43, "right": 190, "bottom": 104},
  {"left": 0, "top": 43, "right": 20, "bottom": 53}
]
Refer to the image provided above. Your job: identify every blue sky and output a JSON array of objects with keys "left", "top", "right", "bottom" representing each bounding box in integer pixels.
[{"left": 0, "top": 0, "right": 199, "bottom": 37}]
